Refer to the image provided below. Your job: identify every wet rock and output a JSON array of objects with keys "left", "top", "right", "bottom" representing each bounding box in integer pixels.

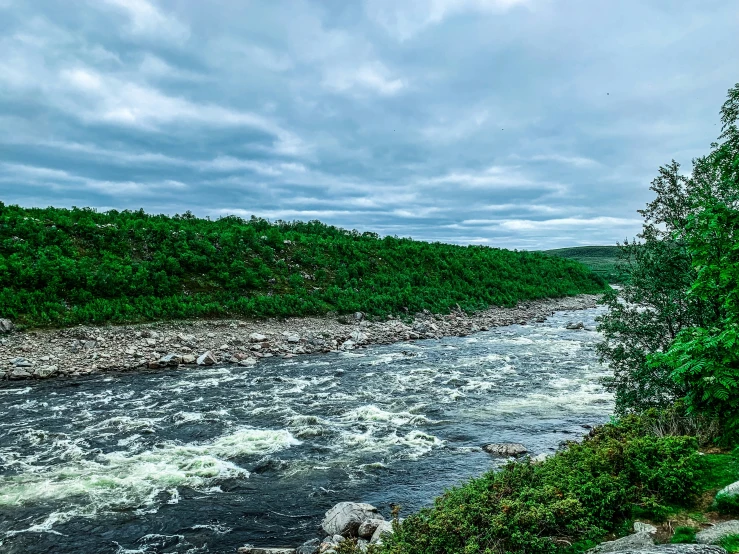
[
  {"left": 296, "top": 538, "right": 320, "bottom": 554},
  {"left": 340, "top": 340, "right": 356, "bottom": 351},
  {"left": 350, "top": 330, "right": 368, "bottom": 343},
  {"left": 358, "top": 518, "right": 384, "bottom": 539},
  {"left": 696, "top": 520, "right": 739, "bottom": 544},
  {"left": 9, "top": 368, "right": 32, "bottom": 379},
  {"left": 566, "top": 321, "right": 585, "bottom": 330},
  {"left": 587, "top": 531, "right": 655, "bottom": 552},
  {"left": 238, "top": 358, "right": 257, "bottom": 366},
  {"left": 236, "top": 546, "right": 295, "bottom": 554},
  {"left": 634, "top": 522, "right": 657, "bottom": 534},
  {"left": 34, "top": 365, "right": 58, "bottom": 378},
  {"left": 483, "top": 443, "right": 528, "bottom": 457},
  {"left": 249, "top": 333, "right": 267, "bottom": 343},
  {"left": 0, "top": 319, "right": 14, "bottom": 333},
  {"left": 591, "top": 547, "right": 726, "bottom": 553},
  {"left": 370, "top": 521, "right": 394, "bottom": 545},
  {"left": 321, "top": 502, "right": 383, "bottom": 537},
  {"left": 197, "top": 351, "right": 217, "bottom": 365}
]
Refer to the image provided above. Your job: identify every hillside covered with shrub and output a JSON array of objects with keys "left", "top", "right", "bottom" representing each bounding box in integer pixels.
[{"left": 0, "top": 204, "right": 605, "bottom": 327}]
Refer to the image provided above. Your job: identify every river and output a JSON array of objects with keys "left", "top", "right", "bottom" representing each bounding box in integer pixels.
[{"left": 0, "top": 305, "right": 612, "bottom": 554}]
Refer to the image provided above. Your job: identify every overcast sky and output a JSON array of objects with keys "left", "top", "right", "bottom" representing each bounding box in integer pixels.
[{"left": 1, "top": 0, "right": 737, "bottom": 249}]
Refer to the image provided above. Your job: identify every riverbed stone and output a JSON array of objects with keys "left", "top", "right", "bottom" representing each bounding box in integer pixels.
[
  {"left": 236, "top": 546, "right": 295, "bottom": 554},
  {"left": 696, "top": 520, "right": 739, "bottom": 544},
  {"left": 483, "top": 443, "right": 528, "bottom": 457},
  {"left": 566, "top": 321, "right": 585, "bottom": 330},
  {"left": 358, "top": 518, "right": 384, "bottom": 539},
  {"left": 9, "top": 368, "right": 32, "bottom": 379},
  {"left": 0, "top": 319, "right": 14, "bottom": 333},
  {"left": 296, "top": 538, "right": 320, "bottom": 554},
  {"left": 321, "top": 502, "right": 383, "bottom": 537},
  {"left": 370, "top": 521, "right": 394, "bottom": 545},
  {"left": 588, "top": 544, "right": 727, "bottom": 554},
  {"left": 34, "top": 365, "right": 58, "bottom": 378},
  {"left": 587, "top": 531, "right": 655, "bottom": 553},
  {"left": 340, "top": 340, "right": 356, "bottom": 351},
  {"left": 196, "top": 351, "right": 217, "bottom": 365},
  {"left": 249, "top": 333, "right": 267, "bottom": 342}
]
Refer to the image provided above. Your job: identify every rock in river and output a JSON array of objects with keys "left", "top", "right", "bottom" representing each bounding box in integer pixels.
[
  {"left": 482, "top": 443, "right": 528, "bottom": 457},
  {"left": 321, "top": 502, "right": 383, "bottom": 537}
]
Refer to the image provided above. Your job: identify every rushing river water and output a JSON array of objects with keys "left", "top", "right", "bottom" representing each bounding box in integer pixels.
[{"left": 0, "top": 306, "right": 613, "bottom": 554}]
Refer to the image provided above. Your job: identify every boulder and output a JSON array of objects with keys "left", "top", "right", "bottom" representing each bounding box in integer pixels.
[
  {"left": 587, "top": 531, "right": 654, "bottom": 553},
  {"left": 34, "top": 365, "right": 58, "bottom": 379},
  {"left": 696, "top": 520, "right": 739, "bottom": 544},
  {"left": 590, "top": 547, "right": 725, "bottom": 553},
  {"left": 250, "top": 333, "right": 268, "bottom": 343},
  {"left": 482, "top": 443, "right": 528, "bottom": 457},
  {"left": 11, "top": 357, "right": 33, "bottom": 368},
  {"left": 197, "top": 351, "right": 217, "bottom": 365},
  {"left": 370, "top": 521, "right": 394, "bottom": 545},
  {"left": 319, "top": 535, "right": 345, "bottom": 553},
  {"left": 238, "top": 358, "right": 257, "bottom": 367},
  {"left": 354, "top": 312, "right": 365, "bottom": 321},
  {"left": 236, "top": 546, "right": 295, "bottom": 554},
  {"left": 340, "top": 340, "right": 356, "bottom": 351},
  {"left": 159, "top": 354, "right": 181, "bottom": 366},
  {"left": 350, "top": 331, "right": 368, "bottom": 344},
  {"left": 358, "top": 518, "right": 385, "bottom": 539},
  {"left": 285, "top": 333, "right": 301, "bottom": 343},
  {"left": 321, "top": 502, "right": 383, "bottom": 537},
  {"left": 9, "top": 368, "right": 32, "bottom": 380},
  {"left": 181, "top": 354, "right": 197, "bottom": 364},
  {"left": 634, "top": 522, "right": 657, "bottom": 534},
  {"left": 296, "top": 538, "right": 320, "bottom": 554},
  {"left": 566, "top": 322, "right": 585, "bottom": 330},
  {"left": 0, "top": 319, "right": 14, "bottom": 333}
]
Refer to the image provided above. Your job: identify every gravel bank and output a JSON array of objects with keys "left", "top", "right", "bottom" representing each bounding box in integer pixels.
[{"left": 0, "top": 294, "right": 600, "bottom": 382}]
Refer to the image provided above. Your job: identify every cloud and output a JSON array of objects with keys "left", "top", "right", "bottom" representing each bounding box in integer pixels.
[
  {"left": 324, "top": 61, "right": 406, "bottom": 96},
  {"left": 365, "top": 0, "right": 530, "bottom": 40},
  {"left": 100, "top": 0, "right": 190, "bottom": 43}
]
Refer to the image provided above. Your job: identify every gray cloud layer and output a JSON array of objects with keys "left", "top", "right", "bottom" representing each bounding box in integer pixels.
[{"left": 1, "top": 0, "right": 737, "bottom": 248}]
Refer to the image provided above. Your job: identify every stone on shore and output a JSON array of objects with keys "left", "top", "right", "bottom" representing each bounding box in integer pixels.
[
  {"left": 321, "top": 502, "right": 383, "bottom": 537},
  {"left": 358, "top": 518, "right": 385, "bottom": 539},
  {"left": 370, "top": 521, "right": 395, "bottom": 545},
  {"left": 0, "top": 319, "right": 14, "bottom": 333},
  {"left": 587, "top": 530, "right": 655, "bottom": 552},
  {"left": 249, "top": 333, "right": 267, "bottom": 343},
  {"left": 236, "top": 546, "right": 295, "bottom": 554},
  {"left": 197, "top": 351, "right": 217, "bottom": 365},
  {"left": 591, "top": 547, "right": 726, "bottom": 553},
  {"left": 695, "top": 520, "right": 739, "bottom": 544},
  {"left": 34, "top": 365, "right": 58, "bottom": 379},
  {"left": 296, "top": 538, "right": 320, "bottom": 554},
  {"left": 482, "top": 443, "right": 528, "bottom": 457}
]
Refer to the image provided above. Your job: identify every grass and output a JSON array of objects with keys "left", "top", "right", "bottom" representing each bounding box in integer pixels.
[{"left": 543, "top": 246, "right": 622, "bottom": 283}]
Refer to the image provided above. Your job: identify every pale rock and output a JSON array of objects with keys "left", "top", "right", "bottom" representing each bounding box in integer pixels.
[
  {"left": 34, "top": 365, "right": 58, "bottom": 378},
  {"left": 370, "top": 521, "right": 394, "bottom": 545},
  {"left": 696, "top": 520, "right": 739, "bottom": 544},
  {"left": 250, "top": 333, "right": 268, "bottom": 343},
  {"left": 321, "top": 502, "right": 383, "bottom": 537},
  {"left": 340, "top": 340, "right": 356, "bottom": 351},
  {"left": 634, "top": 522, "right": 658, "bottom": 534},
  {"left": 238, "top": 358, "right": 257, "bottom": 367},
  {"left": 0, "top": 319, "right": 14, "bottom": 333},
  {"left": 197, "top": 351, "right": 217, "bottom": 365},
  {"left": 587, "top": 531, "right": 655, "bottom": 552},
  {"left": 358, "top": 519, "right": 384, "bottom": 539},
  {"left": 482, "top": 443, "right": 528, "bottom": 457}
]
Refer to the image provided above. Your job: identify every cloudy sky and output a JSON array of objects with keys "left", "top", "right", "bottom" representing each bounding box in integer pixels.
[{"left": 1, "top": 0, "right": 737, "bottom": 249}]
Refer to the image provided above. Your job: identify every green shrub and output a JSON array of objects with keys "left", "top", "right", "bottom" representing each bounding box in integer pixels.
[
  {"left": 671, "top": 526, "right": 697, "bottom": 544},
  {"left": 0, "top": 204, "right": 606, "bottom": 328},
  {"left": 721, "top": 534, "right": 739, "bottom": 553},
  {"left": 380, "top": 417, "right": 704, "bottom": 554},
  {"left": 716, "top": 493, "right": 739, "bottom": 516}
]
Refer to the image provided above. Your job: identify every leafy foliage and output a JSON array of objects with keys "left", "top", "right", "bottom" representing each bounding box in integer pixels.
[
  {"left": 597, "top": 82, "right": 739, "bottom": 420},
  {"left": 0, "top": 205, "right": 605, "bottom": 327},
  {"left": 670, "top": 526, "right": 698, "bottom": 544},
  {"left": 544, "top": 246, "right": 622, "bottom": 283},
  {"left": 379, "top": 415, "right": 704, "bottom": 554}
]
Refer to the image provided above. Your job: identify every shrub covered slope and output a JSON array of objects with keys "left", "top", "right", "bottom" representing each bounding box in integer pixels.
[{"left": 0, "top": 204, "right": 605, "bottom": 327}]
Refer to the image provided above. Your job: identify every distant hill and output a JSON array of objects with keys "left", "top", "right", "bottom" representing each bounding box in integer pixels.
[
  {"left": 542, "top": 246, "right": 622, "bottom": 283},
  {"left": 0, "top": 203, "right": 608, "bottom": 327}
]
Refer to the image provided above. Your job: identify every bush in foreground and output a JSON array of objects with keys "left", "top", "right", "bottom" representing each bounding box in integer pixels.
[{"left": 379, "top": 415, "right": 704, "bottom": 554}]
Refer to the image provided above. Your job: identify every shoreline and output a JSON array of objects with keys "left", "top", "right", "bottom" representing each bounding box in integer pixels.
[{"left": 0, "top": 294, "right": 601, "bottom": 382}]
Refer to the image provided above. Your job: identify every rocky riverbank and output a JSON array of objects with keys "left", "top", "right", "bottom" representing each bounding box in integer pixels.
[{"left": 0, "top": 294, "right": 600, "bottom": 382}]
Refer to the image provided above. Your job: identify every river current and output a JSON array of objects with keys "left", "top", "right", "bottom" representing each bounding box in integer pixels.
[{"left": 0, "top": 306, "right": 612, "bottom": 554}]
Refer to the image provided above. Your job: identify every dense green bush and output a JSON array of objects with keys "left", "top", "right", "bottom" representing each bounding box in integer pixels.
[
  {"left": 671, "top": 527, "right": 698, "bottom": 544},
  {"left": 380, "top": 416, "right": 704, "bottom": 554},
  {"left": 0, "top": 204, "right": 605, "bottom": 327}
]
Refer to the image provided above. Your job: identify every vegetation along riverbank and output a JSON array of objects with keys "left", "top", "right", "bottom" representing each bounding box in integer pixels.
[{"left": 253, "top": 84, "right": 739, "bottom": 553}]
